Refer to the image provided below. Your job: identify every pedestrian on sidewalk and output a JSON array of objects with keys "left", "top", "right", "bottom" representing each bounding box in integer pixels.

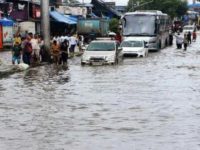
[
  {"left": 30, "top": 34, "right": 40, "bottom": 63},
  {"left": 183, "top": 34, "right": 188, "bottom": 51},
  {"left": 22, "top": 36, "right": 33, "bottom": 65},
  {"left": 12, "top": 41, "right": 22, "bottom": 65},
  {"left": 13, "top": 33, "right": 22, "bottom": 46}
]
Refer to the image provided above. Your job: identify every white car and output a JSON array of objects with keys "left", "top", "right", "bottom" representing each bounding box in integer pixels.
[
  {"left": 81, "top": 40, "right": 122, "bottom": 65},
  {"left": 121, "top": 39, "right": 148, "bottom": 57},
  {"left": 183, "top": 25, "right": 196, "bottom": 33}
]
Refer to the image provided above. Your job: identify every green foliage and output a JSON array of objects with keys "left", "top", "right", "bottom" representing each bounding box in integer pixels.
[
  {"left": 109, "top": 18, "right": 119, "bottom": 33},
  {"left": 127, "top": 0, "right": 146, "bottom": 11},
  {"left": 176, "top": 1, "right": 188, "bottom": 18},
  {"left": 126, "top": 0, "right": 188, "bottom": 18}
]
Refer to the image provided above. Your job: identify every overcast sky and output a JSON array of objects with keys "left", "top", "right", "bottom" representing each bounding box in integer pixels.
[{"left": 79, "top": 0, "right": 194, "bottom": 6}]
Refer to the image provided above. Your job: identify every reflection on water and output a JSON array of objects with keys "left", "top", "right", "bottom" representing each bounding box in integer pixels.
[{"left": 0, "top": 40, "right": 200, "bottom": 150}]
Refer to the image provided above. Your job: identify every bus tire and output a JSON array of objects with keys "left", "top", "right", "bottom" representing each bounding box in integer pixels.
[{"left": 81, "top": 62, "right": 86, "bottom": 66}]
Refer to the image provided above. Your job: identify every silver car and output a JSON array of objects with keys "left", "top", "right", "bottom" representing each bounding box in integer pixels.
[{"left": 81, "top": 40, "right": 122, "bottom": 65}]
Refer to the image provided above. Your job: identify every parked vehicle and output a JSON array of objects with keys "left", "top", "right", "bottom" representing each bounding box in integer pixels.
[
  {"left": 81, "top": 39, "right": 122, "bottom": 65},
  {"left": 121, "top": 38, "right": 148, "bottom": 57},
  {"left": 121, "top": 10, "right": 171, "bottom": 51},
  {"left": 183, "top": 25, "right": 196, "bottom": 33},
  {"left": 77, "top": 19, "right": 109, "bottom": 44}
]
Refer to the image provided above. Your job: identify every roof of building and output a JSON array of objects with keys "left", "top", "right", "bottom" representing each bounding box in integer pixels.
[
  {"left": 91, "top": 0, "right": 121, "bottom": 18},
  {"left": 188, "top": 3, "right": 200, "bottom": 7},
  {"left": 0, "top": 18, "right": 14, "bottom": 26},
  {"left": 50, "top": 11, "right": 77, "bottom": 25}
]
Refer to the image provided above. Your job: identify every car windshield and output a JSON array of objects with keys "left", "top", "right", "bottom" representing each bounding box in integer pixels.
[
  {"left": 87, "top": 42, "right": 115, "bottom": 51},
  {"left": 121, "top": 41, "right": 144, "bottom": 47}
]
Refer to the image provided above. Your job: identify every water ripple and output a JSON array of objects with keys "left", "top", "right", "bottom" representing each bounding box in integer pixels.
[{"left": 0, "top": 39, "right": 200, "bottom": 150}]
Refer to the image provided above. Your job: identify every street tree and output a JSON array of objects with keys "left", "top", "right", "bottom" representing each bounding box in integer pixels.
[
  {"left": 109, "top": 18, "right": 119, "bottom": 33},
  {"left": 126, "top": 0, "right": 188, "bottom": 18},
  {"left": 127, "top": 0, "right": 146, "bottom": 11}
]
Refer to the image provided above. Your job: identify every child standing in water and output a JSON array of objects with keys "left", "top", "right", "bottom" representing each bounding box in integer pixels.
[{"left": 12, "top": 41, "right": 22, "bottom": 64}]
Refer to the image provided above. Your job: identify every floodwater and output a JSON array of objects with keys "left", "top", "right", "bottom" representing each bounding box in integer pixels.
[{"left": 0, "top": 37, "right": 200, "bottom": 150}]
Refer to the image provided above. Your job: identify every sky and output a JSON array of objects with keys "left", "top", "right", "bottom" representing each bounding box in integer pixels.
[{"left": 79, "top": 0, "right": 194, "bottom": 6}]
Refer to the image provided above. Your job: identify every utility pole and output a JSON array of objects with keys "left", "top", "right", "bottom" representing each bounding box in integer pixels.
[
  {"left": 41, "top": 0, "right": 51, "bottom": 61},
  {"left": 131, "top": 1, "right": 139, "bottom": 12},
  {"left": 132, "top": 1, "right": 134, "bottom": 11}
]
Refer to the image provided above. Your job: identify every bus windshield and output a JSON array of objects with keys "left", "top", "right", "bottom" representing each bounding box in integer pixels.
[{"left": 123, "top": 15, "right": 156, "bottom": 36}]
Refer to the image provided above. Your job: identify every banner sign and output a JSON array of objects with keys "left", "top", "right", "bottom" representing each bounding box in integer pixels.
[{"left": 3, "top": 26, "right": 13, "bottom": 44}]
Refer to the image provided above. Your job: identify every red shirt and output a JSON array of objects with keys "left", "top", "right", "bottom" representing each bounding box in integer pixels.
[
  {"left": 115, "top": 34, "right": 122, "bottom": 43},
  {"left": 193, "top": 32, "right": 196, "bottom": 39}
]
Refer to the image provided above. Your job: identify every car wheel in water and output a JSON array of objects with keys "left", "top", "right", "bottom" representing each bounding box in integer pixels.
[{"left": 112, "top": 57, "right": 117, "bottom": 65}]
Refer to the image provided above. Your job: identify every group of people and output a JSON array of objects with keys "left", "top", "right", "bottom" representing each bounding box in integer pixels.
[
  {"left": 50, "top": 34, "right": 83, "bottom": 65},
  {"left": 175, "top": 30, "right": 197, "bottom": 51},
  {"left": 12, "top": 32, "right": 83, "bottom": 66},
  {"left": 12, "top": 33, "right": 45, "bottom": 65}
]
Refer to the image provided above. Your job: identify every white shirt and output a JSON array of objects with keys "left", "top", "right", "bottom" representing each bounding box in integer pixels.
[
  {"left": 53, "top": 37, "right": 60, "bottom": 44},
  {"left": 69, "top": 36, "right": 77, "bottom": 45},
  {"left": 175, "top": 34, "right": 183, "bottom": 44},
  {"left": 31, "top": 38, "right": 40, "bottom": 50},
  {"left": 64, "top": 36, "right": 69, "bottom": 41}
]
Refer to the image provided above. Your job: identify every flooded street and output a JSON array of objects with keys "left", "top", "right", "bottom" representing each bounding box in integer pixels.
[{"left": 0, "top": 37, "right": 200, "bottom": 150}]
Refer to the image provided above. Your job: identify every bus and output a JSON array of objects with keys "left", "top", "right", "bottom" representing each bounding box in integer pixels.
[{"left": 121, "top": 10, "right": 171, "bottom": 50}]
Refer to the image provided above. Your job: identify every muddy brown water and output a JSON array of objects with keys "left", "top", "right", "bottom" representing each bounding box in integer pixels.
[{"left": 0, "top": 38, "right": 200, "bottom": 150}]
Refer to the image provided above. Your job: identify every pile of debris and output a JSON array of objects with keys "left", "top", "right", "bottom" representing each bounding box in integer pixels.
[{"left": 0, "top": 63, "right": 29, "bottom": 78}]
